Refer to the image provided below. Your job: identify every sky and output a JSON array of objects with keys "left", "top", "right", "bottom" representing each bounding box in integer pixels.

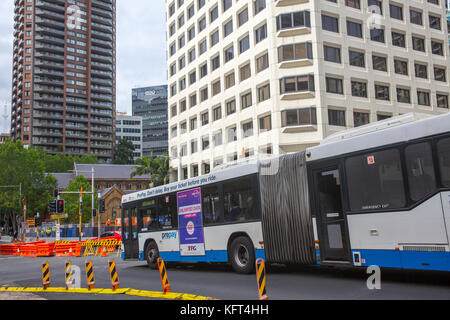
[{"left": 0, "top": 0, "right": 167, "bottom": 133}]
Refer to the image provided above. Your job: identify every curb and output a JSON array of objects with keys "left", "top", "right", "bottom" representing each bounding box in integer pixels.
[{"left": 0, "top": 287, "right": 216, "bottom": 300}]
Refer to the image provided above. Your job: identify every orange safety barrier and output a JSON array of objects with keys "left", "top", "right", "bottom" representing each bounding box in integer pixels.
[
  {"left": 37, "top": 242, "right": 55, "bottom": 257},
  {"left": 19, "top": 244, "right": 39, "bottom": 257},
  {"left": 54, "top": 242, "right": 81, "bottom": 257}
]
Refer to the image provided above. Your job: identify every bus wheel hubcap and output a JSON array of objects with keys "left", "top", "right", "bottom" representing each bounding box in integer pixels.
[{"left": 235, "top": 245, "right": 249, "bottom": 268}]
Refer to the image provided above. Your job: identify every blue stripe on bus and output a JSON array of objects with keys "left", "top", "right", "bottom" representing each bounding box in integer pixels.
[
  {"left": 353, "top": 249, "right": 450, "bottom": 272},
  {"left": 155, "top": 249, "right": 266, "bottom": 263}
]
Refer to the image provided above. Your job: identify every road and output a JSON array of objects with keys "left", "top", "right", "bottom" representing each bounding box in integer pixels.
[{"left": 0, "top": 255, "right": 449, "bottom": 300}]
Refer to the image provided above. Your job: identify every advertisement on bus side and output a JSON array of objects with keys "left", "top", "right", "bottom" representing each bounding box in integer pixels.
[{"left": 177, "top": 188, "right": 206, "bottom": 256}]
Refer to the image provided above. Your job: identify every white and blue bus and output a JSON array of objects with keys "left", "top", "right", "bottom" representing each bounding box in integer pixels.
[{"left": 121, "top": 113, "right": 450, "bottom": 273}]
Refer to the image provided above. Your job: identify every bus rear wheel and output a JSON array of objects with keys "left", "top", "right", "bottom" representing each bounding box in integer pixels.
[
  {"left": 229, "top": 236, "right": 255, "bottom": 274},
  {"left": 145, "top": 241, "right": 159, "bottom": 270}
]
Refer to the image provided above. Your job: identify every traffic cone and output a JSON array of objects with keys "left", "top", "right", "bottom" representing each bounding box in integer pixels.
[{"left": 101, "top": 246, "right": 107, "bottom": 257}]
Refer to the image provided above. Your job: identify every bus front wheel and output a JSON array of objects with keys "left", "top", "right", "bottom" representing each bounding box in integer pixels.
[
  {"left": 145, "top": 241, "right": 159, "bottom": 270},
  {"left": 229, "top": 236, "right": 255, "bottom": 274}
]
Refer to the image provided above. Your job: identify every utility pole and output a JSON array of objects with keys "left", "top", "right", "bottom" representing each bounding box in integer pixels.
[{"left": 78, "top": 186, "right": 83, "bottom": 242}]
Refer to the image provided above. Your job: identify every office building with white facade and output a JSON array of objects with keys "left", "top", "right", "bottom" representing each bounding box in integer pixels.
[
  {"left": 166, "top": 0, "right": 450, "bottom": 180},
  {"left": 115, "top": 112, "right": 143, "bottom": 160}
]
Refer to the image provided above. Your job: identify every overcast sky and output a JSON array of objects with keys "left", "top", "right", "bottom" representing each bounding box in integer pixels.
[{"left": 0, "top": 0, "right": 167, "bottom": 133}]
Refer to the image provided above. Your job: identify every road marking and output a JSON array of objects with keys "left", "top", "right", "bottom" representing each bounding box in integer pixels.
[{"left": 0, "top": 287, "right": 216, "bottom": 300}]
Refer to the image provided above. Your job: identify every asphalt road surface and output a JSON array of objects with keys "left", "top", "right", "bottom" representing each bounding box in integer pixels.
[{"left": 0, "top": 255, "right": 449, "bottom": 300}]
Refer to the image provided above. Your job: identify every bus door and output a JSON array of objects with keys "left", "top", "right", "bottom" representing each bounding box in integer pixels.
[
  {"left": 313, "top": 165, "right": 351, "bottom": 263},
  {"left": 122, "top": 207, "right": 139, "bottom": 259}
]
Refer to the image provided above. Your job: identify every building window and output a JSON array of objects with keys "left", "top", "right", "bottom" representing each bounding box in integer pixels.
[
  {"left": 347, "top": 20, "right": 362, "bottom": 38},
  {"left": 372, "top": 55, "right": 387, "bottom": 72},
  {"left": 224, "top": 46, "right": 234, "bottom": 63},
  {"left": 351, "top": 81, "right": 367, "bottom": 97},
  {"left": 226, "top": 99, "right": 236, "bottom": 115},
  {"left": 255, "top": 24, "right": 267, "bottom": 43},
  {"left": 415, "top": 63, "right": 428, "bottom": 79},
  {"left": 394, "top": 59, "right": 408, "bottom": 76},
  {"left": 225, "top": 72, "right": 235, "bottom": 89},
  {"left": 242, "top": 121, "right": 254, "bottom": 138},
  {"left": 259, "top": 114, "right": 272, "bottom": 132},
  {"left": 324, "top": 45, "right": 341, "bottom": 64},
  {"left": 281, "top": 107, "right": 317, "bottom": 127},
  {"left": 392, "top": 32, "right": 406, "bottom": 48},
  {"left": 278, "top": 42, "right": 313, "bottom": 62},
  {"left": 397, "top": 87, "right": 411, "bottom": 104},
  {"left": 412, "top": 36, "right": 425, "bottom": 52},
  {"left": 277, "top": 11, "right": 310, "bottom": 31},
  {"left": 328, "top": 109, "right": 346, "bottom": 126},
  {"left": 417, "top": 91, "right": 430, "bottom": 106},
  {"left": 240, "top": 63, "right": 251, "bottom": 81},
  {"left": 410, "top": 9, "right": 423, "bottom": 25},
  {"left": 279, "top": 75, "right": 315, "bottom": 94},
  {"left": 213, "top": 105, "right": 222, "bottom": 121},
  {"left": 349, "top": 50, "right": 365, "bottom": 67},
  {"left": 322, "top": 15, "right": 339, "bottom": 33},
  {"left": 241, "top": 91, "right": 252, "bottom": 109},
  {"left": 389, "top": 4, "right": 403, "bottom": 20},
  {"left": 437, "top": 94, "right": 449, "bottom": 109},
  {"left": 256, "top": 53, "right": 269, "bottom": 73},
  {"left": 370, "top": 28, "right": 385, "bottom": 43},
  {"left": 239, "top": 35, "right": 250, "bottom": 53},
  {"left": 353, "top": 112, "right": 369, "bottom": 127},
  {"left": 227, "top": 126, "right": 237, "bottom": 142},
  {"left": 375, "top": 84, "right": 390, "bottom": 100},
  {"left": 257, "top": 84, "right": 270, "bottom": 102},
  {"left": 238, "top": 7, "right": 249, "bottom": 26}
]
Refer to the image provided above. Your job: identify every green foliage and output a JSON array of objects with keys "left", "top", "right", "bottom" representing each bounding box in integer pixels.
[
  {"left": 0, "top": 139, "right": 57, "bottom": 217},
  {"left": 43, "top": 153, "right": 99, "bottom": 173},
  {"left": 131, "top": 153, "right": 171, "bottom": 187},
  {"left": 61, "top": 175, "right": 98, "bottom": 224},
  {"left": 113, "top": 139, "right": 135, "bottom": 164}
]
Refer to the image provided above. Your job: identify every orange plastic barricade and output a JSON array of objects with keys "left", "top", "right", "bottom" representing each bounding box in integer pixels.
[
  {"left": 20, "top": 244, "right": 39, "bottom": 257},
  {"left": 37, "top": 242, "right": 55, "bottom": 257}
]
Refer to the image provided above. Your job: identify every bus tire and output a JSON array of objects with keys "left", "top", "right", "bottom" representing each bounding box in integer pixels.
[
  {"left": 229, "top": 236, "right": 255, "bottom": 274},
  {"left": 145, "top": 241, "right": 159, "bottom": 270}
]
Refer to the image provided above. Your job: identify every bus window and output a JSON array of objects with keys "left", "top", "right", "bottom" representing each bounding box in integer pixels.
[
  {"left": 437, "top": 138, "right": 450, "bottom": 187},
  {"left": 157, "top": 194, "right": 178, "bottom": 229},
  {"left": 141, "top": 208, "right": 157, "bottom": 231},
  {"left": 223, "top": 176, "right": 254, "bottom": 222},
  {"left": 346, "top": 148, "right": 406, "bottom": 212},
  {"left": 405, "top": 142, "right": 436, "bottom": 201},
  {"left": 202, "top": 186, "right": 221, "bottom": 224}
]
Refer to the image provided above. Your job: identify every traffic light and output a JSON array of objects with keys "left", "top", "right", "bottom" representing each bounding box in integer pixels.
[
  {"left": 92, "top": 208, "right": 97, "bottom": 217},
  {"left": 56, "top": 199, "right": 65, "bottom": 214},
  {"left": 99, "top": 199, "right": 105, "bottom": 213},
  {"left": 48, "top": 200, "right": 56, "bottom": 213},
  {"left": 53, "top": 189, "right": 59, "bottom": 198}
]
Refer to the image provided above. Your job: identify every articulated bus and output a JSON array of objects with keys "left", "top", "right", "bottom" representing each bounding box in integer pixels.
[{"left": 121, "top": 113, "right": 450, "bottom": 273}]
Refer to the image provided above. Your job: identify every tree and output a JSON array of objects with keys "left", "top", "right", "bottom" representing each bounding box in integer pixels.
[
  {"left": 61, "top": 175, "right": 98, "bottom": 224},
  {"left": 131, "top": 153, "right": 171, "bottom": 187},
  {"left": 0, "top": 140, "right": 57, "bottom": 218},
  {"left": 114, "top": 139, "right": 135, "bottom": 164},
  {"left": 43, "top": 153, "right": 99, "bottom": 173}
]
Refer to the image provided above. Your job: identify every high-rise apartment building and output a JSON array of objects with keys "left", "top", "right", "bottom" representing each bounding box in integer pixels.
[
  {"left": 116, "top": 112, "right": 143, "bottom": 161},
  {"left": 166, "top": 0, "right": 450, "bottom": 180},
  {"left": 132, "top": 85, "right": 168, "bottom": 157},
  {"left": 11, "top": 0, "right": 116, "bottom": 163}
]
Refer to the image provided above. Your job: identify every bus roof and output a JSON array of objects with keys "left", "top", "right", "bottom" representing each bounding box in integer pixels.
[
  {"left": 122, "top": 161, "right": 259, "bottom": 204},
  {"left": 307, "top": 112, "right": 450, "bottom": 162}
]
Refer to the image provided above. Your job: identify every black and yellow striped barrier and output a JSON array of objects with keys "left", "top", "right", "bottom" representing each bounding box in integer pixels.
[
  {"left": 157, "top": 257, "right": 171, "bottom": 294},
  {"left": 65, "top": 260, "right": 73, "bottom": 290},
  {"left": 108, "top": 259, "right": 120, "bottom": 291},
  {"left": 83, "top": 240, "right": 122, "bottom": 257},
  {"left": 42, "top": 261, "right": 50, "bottom": 290},
  {"left": 85, "top": 260, "right": 95, "bottom": 290},
  {"left": 255, "top": 258, "right": 268, "bottom": 300},
  {"left": 55, "top": 240, "right": 72, "bottom": 245}
]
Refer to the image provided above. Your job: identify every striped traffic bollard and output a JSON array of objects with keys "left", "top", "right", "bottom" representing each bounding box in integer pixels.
[
  {"left": 65, "top": 260, "right": 73, "bottom": 290},
  {"left": 42, "top": 261, "right": 50, "bottom": 290},
  {"left": 157, "top": 257, "right": 171, "bottom": 294},
  {"left": 255, "top": 258, "right": 268, "bottom": 300},
  {"left": 85, "top": 260, "right": 95, "bottom": 290},
  {"left": 108, "top": 259, "right": 120, "bottom": 291}
]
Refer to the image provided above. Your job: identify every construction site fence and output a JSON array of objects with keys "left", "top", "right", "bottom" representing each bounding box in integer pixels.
[
  {"left": 24, "top": 225, "right": 121, "bottom": 239},
  {"left": 0, "top": 239, "right": 122, "bottom": 258}
]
